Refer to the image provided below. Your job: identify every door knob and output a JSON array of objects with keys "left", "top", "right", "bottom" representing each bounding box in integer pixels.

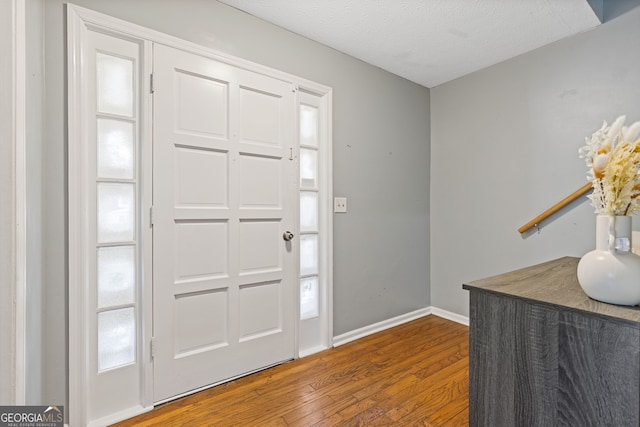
[{"left": 283, "top": 231, "right": 294, "bottom": 241}]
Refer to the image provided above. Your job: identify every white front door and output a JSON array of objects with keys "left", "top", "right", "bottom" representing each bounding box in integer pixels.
[{"left": 152, "top": 44, "right": 297, "bottom": 402}]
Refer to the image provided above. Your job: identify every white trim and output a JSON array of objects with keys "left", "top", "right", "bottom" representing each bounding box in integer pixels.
[
  {"left": 332, "top": 308, "right": 432, "bottom": 347},
  {"left": 322, "top": 90, "right": 334, "bottom": 349},
  {"left": 292, "top": 87, "right": 301, "bottom": 360},
  {"left": 299, "top": 345, "right": 329, "bottom": 358},
  {"left": 430, "top": 307, "right": 470, "bottom": 326},
  {"left": 67, "top": 5, "right": 89, "bottom": 425},
  {"left": 86, "top": 405, "right": 153, "bottom": 427},
  {"left": 140, "top": 39, "right": 154, "bottom": 410},
  {"left": 332, "top": 307, "right": 469, "bottom": 347},
  {"left": 13, "top": 0, "right": 27, "bottom": 405}
]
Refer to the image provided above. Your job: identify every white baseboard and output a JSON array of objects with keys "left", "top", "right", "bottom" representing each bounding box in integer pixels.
[
  {"left": 332, "top": 306, "right": 469, "bottom": 347},
  {"left": 430, "top": 306, "right": 469, "bottom": 326},
  {"left": 299, "top": 344, "right": 329, "bottom": 358},
  {"left": 87, "top": 405, "right": 153, "bottom": 427},
  {"left": 333, "top": 307, "right": 432, "bottom": 347}
]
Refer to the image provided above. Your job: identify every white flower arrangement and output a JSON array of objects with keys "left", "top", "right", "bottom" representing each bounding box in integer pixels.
[{"left": 578, "top": 115, "right": 640, "bottom": 216}]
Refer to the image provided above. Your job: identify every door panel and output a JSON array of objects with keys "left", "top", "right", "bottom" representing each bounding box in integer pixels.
[
  {"left": 174, "top": 147, "right": 228, "bottom": 207},
  {"left": 239, "top": 155, "right": 281, "bottom": 207},
  {"left": 175, "top": 71, "right": 228, "bottom": 137},
  {"left": 240, "top": 89, "right": 280, "bottom": 140},
  {"left": 153, "top": 44, "right": 295, "bottom": 403}
]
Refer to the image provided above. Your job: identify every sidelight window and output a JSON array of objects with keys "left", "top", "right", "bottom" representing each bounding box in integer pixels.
[
  {"left": 95, "top": 52, "right": 138, "bottom": 371},
  {"left": 299, "top": 103, "right": 320, "bottom": 320}
]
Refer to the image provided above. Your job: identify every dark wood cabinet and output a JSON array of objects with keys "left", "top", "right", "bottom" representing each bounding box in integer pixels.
[{"left": 464, "top": 257, "right": 640, "bottom": 426}]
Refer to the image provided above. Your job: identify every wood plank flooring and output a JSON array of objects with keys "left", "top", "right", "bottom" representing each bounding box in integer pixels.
[{"left": 112, "top": 315, "right": 469, "bottom": 426}]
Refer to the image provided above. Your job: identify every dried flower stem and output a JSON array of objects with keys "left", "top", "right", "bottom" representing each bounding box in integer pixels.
[{"left": 579, "top": 116, "right": 640, "bottom": 216}]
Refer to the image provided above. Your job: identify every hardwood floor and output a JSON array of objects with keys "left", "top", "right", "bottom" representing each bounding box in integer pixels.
[{"left": 112, "top": 315, "right": 469, "bottom": 426}]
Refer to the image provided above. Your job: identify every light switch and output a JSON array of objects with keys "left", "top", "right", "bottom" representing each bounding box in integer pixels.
[{"left": 334, "top": 197, "right": 347, "bottom": 213}]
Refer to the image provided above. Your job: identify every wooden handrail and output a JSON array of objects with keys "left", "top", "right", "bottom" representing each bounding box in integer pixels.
[{"left": 518, "top": 182, "right": 593, "bottom": 233}]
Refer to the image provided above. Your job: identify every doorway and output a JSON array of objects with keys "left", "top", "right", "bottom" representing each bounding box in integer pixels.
[{"left": 67, "top": 5, "right": 333, "bottom": 425}]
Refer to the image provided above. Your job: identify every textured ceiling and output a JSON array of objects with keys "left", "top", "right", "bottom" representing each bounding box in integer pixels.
[{"left": 218, "top": 0, "right": 601, "bottom": 88}]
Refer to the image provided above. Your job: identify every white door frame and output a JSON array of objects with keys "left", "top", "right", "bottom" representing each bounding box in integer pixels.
[
  {"left": 1, "top": 0, "right": 26, "bottom": 405},
  {"left": 67, "top": 4, "right": 333, "bottom": 425}
]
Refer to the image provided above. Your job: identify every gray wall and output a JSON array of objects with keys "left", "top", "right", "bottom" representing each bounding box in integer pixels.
[
  {"left": 37, "top": 0, "right": 431, "bottom": 407},
  {"left": 430, "top": 7, "right": 640, "bottom": 316}
]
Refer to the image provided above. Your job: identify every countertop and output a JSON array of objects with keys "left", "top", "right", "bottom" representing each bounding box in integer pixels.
[{"left": 463, "top": 256, "right": 640, "bottom": 326}]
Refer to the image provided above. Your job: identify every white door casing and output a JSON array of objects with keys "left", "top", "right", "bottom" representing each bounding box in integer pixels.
[
  {"left": 69, "top": 16, "right": 150, "bottom": 425},
  {"left": 152, "top": 44, "right": 297, "bottom": 402}
]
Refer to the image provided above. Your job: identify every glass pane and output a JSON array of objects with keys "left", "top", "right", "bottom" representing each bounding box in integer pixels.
[
  {"left": 300, "top": 192, "right": 318, "bottom": 232},
  {"left": 97, "top": 52, "right": 134, "bottom": 117},
  {"left": 300, "top": 104, "right": 318, "bottom": 147},
  {"left": 98, "top": 307, "right": 136, "bottom": 371},
  {"left": 300, "top": 276, "right": 319, "bottom": 320},
  {"left": 98, "top": 246, "right": 136, "bottom": 308},
  {"left": 300, "top": 234, "right": 319, "bottom": 276},
  {"left": 97, "top": 119, "right": 135, "bottom": 179},
  {"left": 98, "top": 182, "right": 135, "bottom": 243},
  {"left": 300, "top": 148, "right": 318, "bottom": 189}
]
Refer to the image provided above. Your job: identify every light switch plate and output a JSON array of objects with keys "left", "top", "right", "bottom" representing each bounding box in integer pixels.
[{"left": 334, "top": 197, "right": 347, "bottom": 213}]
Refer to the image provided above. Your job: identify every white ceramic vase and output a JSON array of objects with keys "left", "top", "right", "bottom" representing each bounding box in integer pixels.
[{"left": 577, "top": 215, "right": 640, "bottom": 306}]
